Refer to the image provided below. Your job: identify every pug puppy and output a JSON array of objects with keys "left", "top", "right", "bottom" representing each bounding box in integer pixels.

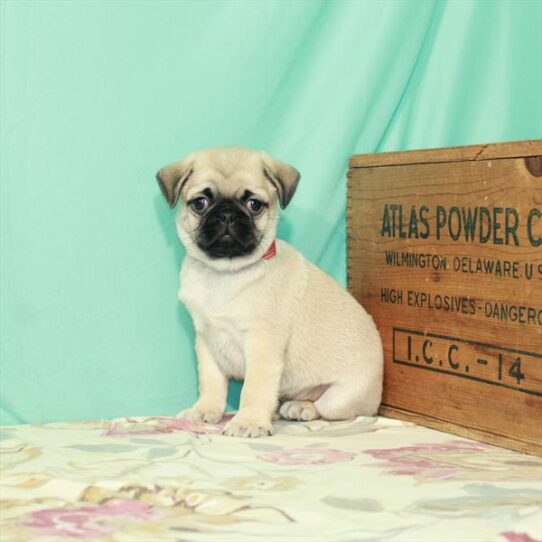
[{"left": 156, "top": 147, "right": 383, "bottom": 437}]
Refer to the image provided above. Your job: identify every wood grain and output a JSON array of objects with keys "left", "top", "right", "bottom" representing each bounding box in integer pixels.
[
  {"left": 348, "top": 142, "right": 542, "bottom": 456},
  {"left": 349, "top": 139, "right": 542, "bottom": 168},
  {"left": 380, "top": 406, "right": 542, "bottom": 456}
]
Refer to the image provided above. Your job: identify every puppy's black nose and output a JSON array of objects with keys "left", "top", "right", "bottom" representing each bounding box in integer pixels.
[{"left": 219, "top": 211, "right": 235, "bottom": 224}]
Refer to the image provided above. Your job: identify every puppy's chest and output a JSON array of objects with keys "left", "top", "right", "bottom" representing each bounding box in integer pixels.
[
  {"left": 179, "top": 270, "right": 247, "bottom": 323},
  {"left": 179, "top": 265, "right": 259, "bottom": 378}
]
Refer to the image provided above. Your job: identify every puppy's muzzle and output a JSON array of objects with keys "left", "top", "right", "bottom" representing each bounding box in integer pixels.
[
  {"left": 219, "top": 211, "right": 235, "bottom": 225},
  {"left": 197, "top": 200, "right": 259, "bottom": 259}
]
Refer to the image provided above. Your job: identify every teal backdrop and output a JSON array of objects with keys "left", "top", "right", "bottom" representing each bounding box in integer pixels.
[{"left": 1, "top": 0, "right": 541, "bottom": 425}]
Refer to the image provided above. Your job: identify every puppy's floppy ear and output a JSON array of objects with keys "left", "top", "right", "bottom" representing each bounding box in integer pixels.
[
  {"left": 155, "top": 153, "right": 196, "bottom": 208},
  {"left": 260, "top": 152, "right": 300, "bottom": 209}
]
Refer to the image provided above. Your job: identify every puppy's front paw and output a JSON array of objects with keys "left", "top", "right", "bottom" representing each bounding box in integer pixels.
[
  {"left": 222, "top": 415, "right": 273, "bottom": 438},
  {"left": 176, "top": 405, "right": 224, "bottom": 424},
  {"left": 279, "top": 400, "right": 320, "bottom": 421}
]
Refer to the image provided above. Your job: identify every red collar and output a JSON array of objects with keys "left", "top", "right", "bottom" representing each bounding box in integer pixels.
[{"left": 262, "top": 240, "right": 277, "bottom": 260}]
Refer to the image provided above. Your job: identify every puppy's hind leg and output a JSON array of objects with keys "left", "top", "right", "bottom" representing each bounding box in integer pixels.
[
  {"left": 279, "top": 401, "right": 319, "bottom": 421},
  {"left": 314, "top": 378, "right": 381, "bottom": 421}
]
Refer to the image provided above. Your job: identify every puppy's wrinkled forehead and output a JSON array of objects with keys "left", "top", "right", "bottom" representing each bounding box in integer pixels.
[
  {"left": 156, "top": 146, "right": 300, "bottom": 209},
  {"left": 185, "top": 148, "right": 270, "bottom": 200}
]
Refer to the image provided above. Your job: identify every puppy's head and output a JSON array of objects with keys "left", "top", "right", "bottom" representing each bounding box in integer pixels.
[{"left": 156, "top": 147, "right": 300, "bottom": 270}]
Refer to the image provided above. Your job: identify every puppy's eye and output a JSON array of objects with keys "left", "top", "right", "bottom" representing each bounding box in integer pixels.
[
  {"left": 190, "top": 197, "right": 209, "bottom": 214},
  {"left": 246, "top": 198, "right": 264, "bottom": 215}
]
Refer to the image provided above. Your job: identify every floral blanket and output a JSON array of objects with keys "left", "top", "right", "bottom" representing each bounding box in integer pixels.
[{"left": 1, "top": 414, "right": 541, "bottom": 542}]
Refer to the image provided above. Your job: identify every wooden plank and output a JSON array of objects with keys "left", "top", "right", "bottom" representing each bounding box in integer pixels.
[
  {"left": 347, "top": 146, "right": 542, "bottom": 456},
  {"left": 349, "top": 139, "right": 542, "bottom": 169},
  {"left": 379, "top": 406, "right": 542, "bottom": 457}
]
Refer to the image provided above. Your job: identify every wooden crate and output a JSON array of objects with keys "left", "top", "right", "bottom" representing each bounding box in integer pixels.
[{"left": 347, "top": 140, "right": 542, "bottom": 456}]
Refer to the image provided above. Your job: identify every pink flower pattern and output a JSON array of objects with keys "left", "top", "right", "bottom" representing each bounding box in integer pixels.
[
  {"left": 23, "top": 500, "right": 160, "bottom": 538},
  {"left": 104, "top": 415, "right": 233, "bottom": 437},
  {"left": 258, "top": 447, "right": 356, "bottom": 466},
  {"left": 363, "top": 440, "right": 490, "bottom": 480},
  {"left": 501, "top": 532, "right": 542, "bottom": 542}
]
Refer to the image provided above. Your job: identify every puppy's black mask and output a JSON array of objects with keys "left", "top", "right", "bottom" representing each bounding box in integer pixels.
[{"left": 196, "top": 198, "right": 260, "bottom": 259}]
